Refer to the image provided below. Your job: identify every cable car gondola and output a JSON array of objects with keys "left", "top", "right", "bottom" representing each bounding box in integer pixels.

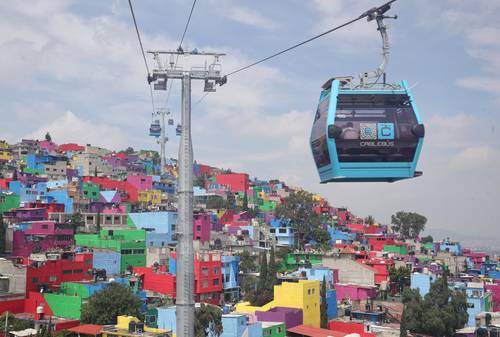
[
  {"left": 168, "top": 118, "right": 174, "bottom": 126},
  {"left": 176, "top": 124, "right": 182, "bottom": 136},
  {"left": 149, "top": 119, "right": 161, "bottom": 137},
  {"left": 310, "top": 4, "right": 424, "bottom": 183}
]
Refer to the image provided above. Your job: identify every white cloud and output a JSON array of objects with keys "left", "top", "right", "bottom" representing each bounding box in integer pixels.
[
  {"left": 223, "top": 6, "right": 277, "bottom": 30},
  {"left": 26, "top": 110, "right": 128, "bottom": 150},
  {"left": 449, "top": 145, "right": 500, "bottom": 170}
]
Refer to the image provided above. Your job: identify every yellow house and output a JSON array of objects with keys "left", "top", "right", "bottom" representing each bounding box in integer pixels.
[
  {"left": 138, "top": 190, "right": 162, "bottom": 205},
  {"left": 0, "top": 149, "right": 13, "bottom": 162},
  {"left": 235, "top": 280, "right": 320, "bottom": 328},
  {"left": 101, "top": 316, "right": 170, "bottom": 337}
]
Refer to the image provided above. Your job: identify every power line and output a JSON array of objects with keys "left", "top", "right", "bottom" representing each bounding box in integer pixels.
[
  {"left": 128, "top": 0, "right": 155, "bottom": 113},
  {"left": 128, "top": 0, "right": 150, "bottom": 74},
  {"left": 179, "top": 0, "right": 197, "bottom": 50},
  {"left": 225, "top": 0, "right": 397, "bottom": 77},
  {"left": 163, "top": 0, "right": 198, "bottom": 108}
]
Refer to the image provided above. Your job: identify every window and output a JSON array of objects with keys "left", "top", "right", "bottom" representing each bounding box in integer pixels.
[
  {"left": 49, "top": 276, "right": 57, "bottom": 282},
  {"left": 201, "top": 267, "right": 209, "bottom": 276},
  {"left": 213, "top": 279, "right": 219, "bottom": 286},
  {"left": 196, "top": 225, "right": 201, "bottom": 231},
  {"left": 105, "top": 216, "right": 112, "bottom": 221},
  {"left": 277, "top": 327, "right": 282, "bottom": 333},
  {"left": 225, "top": 275, "right": 230, "bottom": 283},
  {"left": 278, "top": 228, "right": 287, "bottom": 234},
  {"left": 201, "top": 280, "right": 209, "bottom": 288},
  {"left": 270, "top": 228, "right": 275, "bottom": 233},
  {"left": 41, "top": 224, "right": 49, "bottom": 230},
  {"left": 32, "top": 277, "right": 39, "bottom": 283},
  {"left": 308, "top": 289, "right": 311, "bottom": 295},
  {"left": 213, "top": 267, "right": 219, "bottom": 275},
  {"left": 62, "top": 270, "right": 72, "bottom": 274}
]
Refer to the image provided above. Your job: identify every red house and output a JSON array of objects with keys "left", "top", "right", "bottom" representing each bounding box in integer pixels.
[
  {"left": 26, "top": 252, "right": 93, "bottom": 292},
  {"left": 133, "top": 266, "right": 176, "bottom": 298},
  {"left": 358, "top": 258, "right": 394, "bottom": 285},
  {"left": 169, "top": 252, "right": 222, "bottom": 305},
  {"left": 58, "top": 143, "right": 85, "bottom": 153},
  {"left": 215, "top": 173, "right": 249, "bottom": 193},
  {"left": 367, "top": 236, "right": 396, "bottom": 252},
  {"left": 26, "top": 202, "right": 65, "bottom": 213}
]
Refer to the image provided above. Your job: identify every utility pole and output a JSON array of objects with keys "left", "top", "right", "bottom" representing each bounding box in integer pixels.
[{"left": 148, "top": 49, "right": 226, "bottom": 337}]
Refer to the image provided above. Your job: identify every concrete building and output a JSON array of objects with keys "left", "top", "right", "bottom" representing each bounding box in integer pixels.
[
  {"left": 72, "top": 153, "right": 114, "bottom": 177},
  {"left": 322, "top": 257, "right": 376, "bottom": 285},
  {"left": 0, "top": 258, "right": 26, "bottom": 295}
]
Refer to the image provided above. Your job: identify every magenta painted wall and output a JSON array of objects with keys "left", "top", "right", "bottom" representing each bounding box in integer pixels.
[
  {"left": 255, "top": 307, "right": 303, "bottom": 329},
  {"left": 335, "top": 284, "right": 377, "bottom": 301},
  {"left": 12, "top": 221, "right": 74, "bottom": 256},
  {"left": 193, "top": 213, "right": 211, "bottom": 242},
  {"left": 126, "top": 175, "right": 153, "bottom": 191}
]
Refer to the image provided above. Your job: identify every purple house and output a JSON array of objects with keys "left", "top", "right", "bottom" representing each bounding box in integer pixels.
[
  {"left": 255, "top": 307, "right": 303, "bottom": 329},
  {"left": 12, "top": 220, "right": 74, "bottom": 257},
  {"left": 99, "top": 190, "right": 122, "bottom": 204},
  {"left": 4, "top": 207, "right": 47, "bottom": 223}
]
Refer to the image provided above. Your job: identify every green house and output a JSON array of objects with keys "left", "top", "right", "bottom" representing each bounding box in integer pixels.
[
  {"left": 383, "top": 245, "right": 408, "bottom": 255},
  {"left": 0, "top": 192, "right": 20, "bottom": 214},
  {"left": 75, "top": 229, "right": 146, "bottom": 273},
  {"left": 262, "top": 322, "right": 285, "bottom": 337},
  {"left": 82, "top": 182, "right": 100, "bottom": 201},
  {"left": 282, "top": 253, "right": 323, "bottom": 271},
  {"left": 44, "top": 293, "right": 82, "bottom": 319}
]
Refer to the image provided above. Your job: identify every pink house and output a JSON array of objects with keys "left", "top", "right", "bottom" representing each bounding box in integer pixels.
[
  {"left": 485, "top": 284, "right": 500, "bottom": 312},
  {"left": 12, "top": 221, "right": 74, "bottom": 257},
  {"left": 193, "top": 212, "right": 211, "bottom": 242},
  {"left": 335, "top": 283, "right": 378, "bottom": 301},
  {"left": 39, "top": 140, "right": 58, "bottom": 153},
  {"left": 126, "top": 175, "right": 153, "bottom": 191}
]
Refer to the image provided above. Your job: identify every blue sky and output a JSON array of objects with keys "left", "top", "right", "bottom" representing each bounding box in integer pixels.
[{"left": 0, "top": 1, "right": 499, "bottom": 246}]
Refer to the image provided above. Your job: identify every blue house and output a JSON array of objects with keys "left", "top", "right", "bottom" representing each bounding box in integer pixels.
[
  {"left": 328, "top": 228, "right": 354, "bottom": 244},
  {"left": 270, "top": 226, "right": 294, "bottom": 247},
  {"left": 411, "top": 272, "right": 437, "bottom": 296},
  {"left": 298, "top": 267, "right": 334, "bottom": 285},
  {"left": 146, "top": 232, "right": 172, "bottom": 248},
  {"left": 439, "top": 239, "right": 462, "bottom": 255},
  {"left": 45, "top": 189, "right": 73, "bottom": 213},
  {"left": 129, "top": 211, "right": 177, "bottom": 245},
  {"left": 222, "top": 255, "right": 240, "bottom": 303},
  {"left": 8, "top": 181, "right": 47, "bottom": 203},
  {"left": 219, "top": 314, "right": 262, "bottom": 337},
  {"left": 93, "top": 249, "right": 121, "bottom": 275},
  {"left": 464, "top": 282, "right": 493, "bottom": 327}
]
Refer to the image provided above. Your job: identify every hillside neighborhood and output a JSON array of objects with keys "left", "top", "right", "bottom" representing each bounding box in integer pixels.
[{"left": 0, "top": 137, "right": 498, "bottom": 337}]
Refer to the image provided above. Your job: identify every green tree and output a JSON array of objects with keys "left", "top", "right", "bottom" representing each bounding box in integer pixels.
[
  {"left": 267, "top": 246, "right": 278, "bottom": 288},
  {"left": 275, "top": 190, "right": 324, "bottom": 248},
  {"left": 124, "top": 147, "right": 135, "bottom": 155},
  {"left": 44, "top": 132, "right": 52, "bottom": 142},
  {"left": 237, "top": 251, "right": 257, "bottom": 273},
  {"left": 389, "top": 266, "right": 411, "bottom": 294},
  {"left": 420, "top": 235, "right": 433, "bottom": 244},
  {"left": 194, "top": 175, "right": 208, "bottom": 189},
  {"left": 391, "top": 211, "right": 427, "bottom": 239},
  {"left": 80, "top": 283, "right": 142, "bottom": 324},
  {"left": 257, "top": 252, "right": 268, "bottom": 292},
  {"left": 242, "top": 193, "right": 249, "bottom": 211},
  {"left": 400, "top": 276, "right": 468, "bottom": 337},
  {"left": 365, "top": 215, "right": 376, "bottom": 225},
  {"left": 194, "top": 303, "right": 223, "bottom": 337},
  {"left": 0, "top": 214, "right": 5, "bottom": 254},
  {"left": 0, "top": 312, "right": 34, "bottom": 334},
  {"left": 320, "top": 275, "right": 328, "bottom": 328}
]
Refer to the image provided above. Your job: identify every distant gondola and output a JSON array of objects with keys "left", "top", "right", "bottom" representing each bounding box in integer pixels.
[{"left": 149, "top": 120, "right": 161, "bottom": 137}]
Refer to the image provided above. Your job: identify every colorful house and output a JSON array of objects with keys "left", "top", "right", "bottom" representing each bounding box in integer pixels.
[
  {"left": 12, "top": 220, "right": 74, "bottom": 257},
  {"left": 236, "top": 280, "right": 321, "bottom": 328},
  {"left": 75, "top": 229, "right": 146, "bottom": 273}
]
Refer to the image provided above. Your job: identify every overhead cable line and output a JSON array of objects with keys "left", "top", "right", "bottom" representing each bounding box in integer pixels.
[
  {"left": 224, "top": 0, "right": 397, "bottom": 78},
  {"left": 128, "top": 0, "right": 155, "bottom": 112},
  {"left": 163, "top": 0, "right": 198, "bottom": 108}
]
